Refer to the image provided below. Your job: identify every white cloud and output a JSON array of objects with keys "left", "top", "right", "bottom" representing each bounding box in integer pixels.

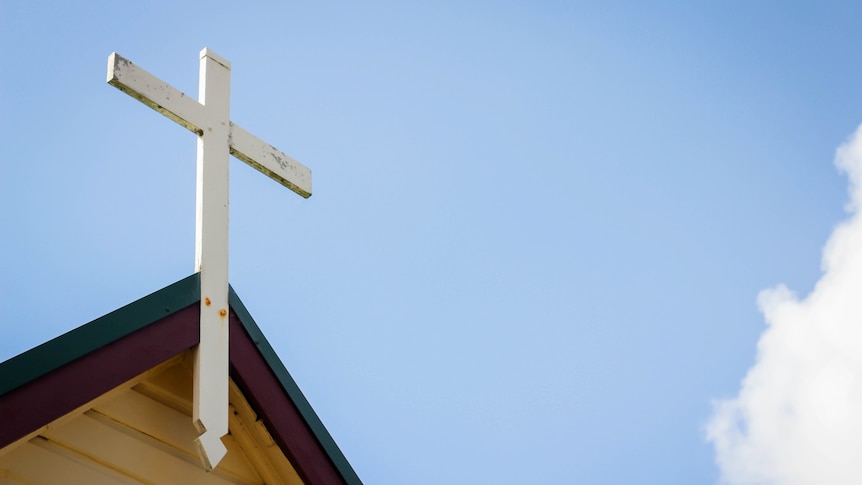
[{"left": 707, "top": 125, "right": 862, "bottom": 485}]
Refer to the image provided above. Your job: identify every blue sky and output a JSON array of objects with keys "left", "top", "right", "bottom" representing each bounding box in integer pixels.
[{"left": 3, "top": 2, "right": 862, "bottom": 484}]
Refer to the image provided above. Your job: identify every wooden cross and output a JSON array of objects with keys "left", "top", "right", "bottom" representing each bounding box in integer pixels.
[{"left": 107, "top": 48, "right": 311, "bottom": 470}]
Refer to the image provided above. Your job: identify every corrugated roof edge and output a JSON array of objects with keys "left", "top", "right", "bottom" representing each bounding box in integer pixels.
[
  {"left": 0, "top": 274, "right": 362, "bottom": 484},
  {"left": 0, "top": 273, "right": 201, "bottom": 397},
  {"left": 228, "top": 285, "right": 363, "bottom": 485}
]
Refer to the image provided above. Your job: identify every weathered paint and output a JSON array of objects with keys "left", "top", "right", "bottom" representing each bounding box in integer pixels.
[
  {"left": 107, "top": 52, "right": 312, "bottom": 198},
  {"left": 106, "top": 48, "right": 314, "bottom": 470},
  {"left": 107, "top": 53, "right": 206, "bottom": 136},
  {"left": 191, "top": 48, "right": 232, "bottom": 470},
  {"left": 230, "top": 123, "right": 311, "bottom": 198}
]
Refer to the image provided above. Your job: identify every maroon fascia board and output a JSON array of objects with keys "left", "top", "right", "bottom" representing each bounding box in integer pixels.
[
  {"left": 0, "top": 304, "right": 200, "bottom": 449},
  {"left": 1, "top": 279, "right": 358, "bottom": 485},
  {"left": 230, "top": 315, "right": 346, "bottom": 485}
]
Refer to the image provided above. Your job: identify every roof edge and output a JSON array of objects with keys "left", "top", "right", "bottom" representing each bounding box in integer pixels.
[
  {"left": 228, "top": 285, "right": 363, "bottom": 485},
  {"left": 0, "top": 274, "right": 201, "bottom": 396}
]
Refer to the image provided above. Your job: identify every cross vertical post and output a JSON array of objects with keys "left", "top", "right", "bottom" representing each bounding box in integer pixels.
[
  {"left": 106, "top": 48, "right": 312, "bottom": 471},
  {"left": 193, "top": 49, "right": 231, "bottom": 469}
]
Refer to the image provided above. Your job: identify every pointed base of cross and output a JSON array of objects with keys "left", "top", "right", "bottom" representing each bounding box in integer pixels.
[{"left": 194, "top": 431, "right": 228, "bottom": 471}]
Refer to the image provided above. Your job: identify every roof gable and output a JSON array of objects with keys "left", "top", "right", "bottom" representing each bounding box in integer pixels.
[{"left": 0, "top": 275, "right": 361, "bottom": 485}]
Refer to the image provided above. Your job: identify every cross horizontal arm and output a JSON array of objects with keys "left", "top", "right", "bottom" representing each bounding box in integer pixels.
[
  {"left": 230, "top": 123, "right": 312, "bottom": 198},
  {"left": 107, "top": 53, "right": 207, "bottom": 135},
  {"left": 107, "top": 52, "right": 312, "bottom": 199}
]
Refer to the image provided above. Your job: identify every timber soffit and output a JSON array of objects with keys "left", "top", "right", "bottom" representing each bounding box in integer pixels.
[{"left": 0, "top": 274, "right": 362, "bottom": 485}]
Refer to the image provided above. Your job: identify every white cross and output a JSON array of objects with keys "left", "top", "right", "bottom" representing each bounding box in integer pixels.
[{"left": 107, "top": 48, "right": 311, "bottom": 470}]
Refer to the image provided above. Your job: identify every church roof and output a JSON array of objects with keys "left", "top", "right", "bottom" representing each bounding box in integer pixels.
[{"left": 0, "top": 274, "right": 361, "bottom": 485}]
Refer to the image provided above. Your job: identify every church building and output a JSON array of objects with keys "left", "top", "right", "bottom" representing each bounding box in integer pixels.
[
  {"left": 0, "top": 274, "right": 362, "bottom": 484},
  {"left": 1, "top": 48, "right": 362, "bottom": 484}
]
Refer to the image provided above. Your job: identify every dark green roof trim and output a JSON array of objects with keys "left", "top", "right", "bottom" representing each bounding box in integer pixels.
[
  {"left": 0, "top": 274, "right": 201, "bottom": 396},
  {"left": 1, "top": 274, "right": 361, "bottom": 484},
  {"left": 228, "top": 286, "right": 363, "bottom": 485}
]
